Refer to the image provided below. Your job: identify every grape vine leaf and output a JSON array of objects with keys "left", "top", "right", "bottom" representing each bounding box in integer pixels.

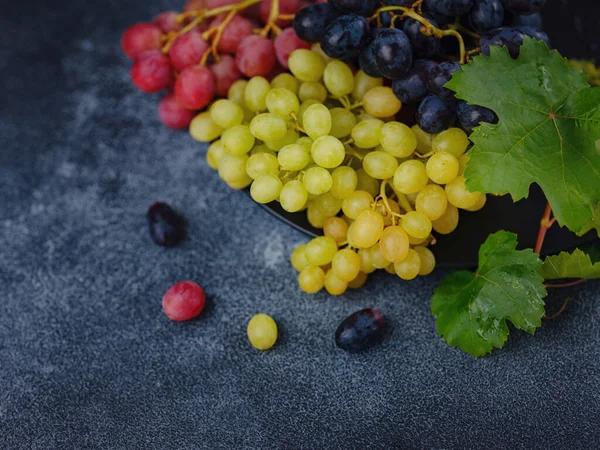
[
  {"left": 540, "top": 249, "right": 600, "bottom": 280},
  {"left": 431, "top": 231, "right": 546, "bottom": 358},
  {"left": 446, "top": 38, "right": 600, "bottom": 236}
]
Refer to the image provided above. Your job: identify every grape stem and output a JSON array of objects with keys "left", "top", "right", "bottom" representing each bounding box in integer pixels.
[
  {"left": 534, "top": 202, "right": 556, "bottom": 255},
  {"left": 545, "top": 279, "right": 586, "bottom": 289},
  {"left": 379, "top": 180, "right": 397, "bottom": 224},
  {"left": 544, "top": 298, "right": 570, "bottom": 319},
  {"left": 200, "top": 8, "right": 238, "bottom": 65},
  {"left": 260, "top": 0, "right": 282, "bottom": 37}
]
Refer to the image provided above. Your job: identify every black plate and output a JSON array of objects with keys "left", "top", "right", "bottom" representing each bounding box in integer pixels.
[{"left": 258, "top": 0, "right": 600, "bottom": 268}]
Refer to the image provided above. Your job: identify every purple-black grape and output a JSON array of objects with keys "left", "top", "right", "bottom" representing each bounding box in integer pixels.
[
  {"left": 321, "top": 14, "right": 370, "bottom": 61},
  {"left": 392, "top": 59, "right": 437, "bottom": 104},
  {"left": 417, "top": 95, "right": 457, "bottom": 133},
  {"left": 293, "top": 3, "right": 340, "bottom": 43},
  {"left": 515, "top": 26, "right": 550, "bottom": 47},
  {"left": 469, "top": 0, "right": 504, "bottom": 32},
  {"left": 457, "top": 101, "right": 498, "bottom": 133},
  {"left": 335, "top": 308, "right": 389, "bottom": 352},
  {"left": 402, "top": 17, "right": 441, "bottom": 58},
  {"left": 427, "top": 61, "right": 461, "bottom": 99},
  {"left": 147, "top": 202, "right": 186, "bottom": 247},
  {"left": 358, "top": 28, "right": 384, "bottom": 77},
  {"left": 330, "top": 0, "right": 377, "bottom": 16},
  {"left": 503, "top": 0, "right": 546, "bottom": 15},
  {"left": 480, "top": 27, "right": 526, "bottom": 58},
  {"left": 424, "top": 0, "right": 475, "bottom": 17},
  {"left": 379, "top": 11, "right": 393, "bottom": 28},
  {"left": 510, "top": 12, "right": 542, "bottom": 29},
  {"left": 373, "top": 28, "right": 413, "bottom": 79}
]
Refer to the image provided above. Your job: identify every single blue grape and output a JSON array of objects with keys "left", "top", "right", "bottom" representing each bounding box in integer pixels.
[
  {"left": 457, "top": 101, "right": 498, "bottom": 133},
  {"left": 469, "top": 0, "right": 504, "bottom": 32},
  {"left": 321, "top": 14, "right": 370, "bottom": 61},
  {"left": 480, "top": 27, "right": 526, "bottom": 58},
  {"left": 417, "top": 95, "right": 457, "bottom": 133},
  {"left": 293, "top": 3, "right": 340, "bottom": 43},
  {"left": 424, "top": 0, "right": 475, "bottom": 17},
  {"left": 330, "top": 0, "right": 378, "bottom": 16},
  {"left": 392, "top": 59, "right": 437, "bottom": 104},
  {"left": 358, "top": 28, "right": 384, "bottom": 77},
  {"left": 503, "top": 0, "right": 546, "bottom": 15},
  {"left": 402, "top": 17, "right": 441, "bottom": 58},
  {"left": 427, "top": 61, "right": 461, "bottom": 99},
  {"left": 335, "top": 308, "right": 389, "bottom": 352},
  {"left": 373, "top": 28, "right": 413, "bottom": 79}
]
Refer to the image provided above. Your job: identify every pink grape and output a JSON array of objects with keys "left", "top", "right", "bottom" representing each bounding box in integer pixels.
[
  {"left": 210, "top": 54, "right": 242, "bottom": 96},
  {"left": 236, "top": 35, "right": 276, "bottom": 77},
  {"left": 121, "top": 23, "right": 162, "bottom": 59},
  {"left": 259, "top": 0, "right": 301, "bottom": 27},
  {"left": 130, "top": 50, "right": 173, "bottom": 93},
  {"left": 169, "top": 30, "right": 210, "bottom": 70},
  {"left": 175, "top": 65, "right": 215, "bottom": 110},
  {"left": 209, "top": 15, "right": 254, "bottom": 54},
  {"left": 162, "top": 281, "right": 206, "bottom": 321},
  {"left": 158, "top": 94, "right": 196, "bottom": 129},
  {"left": 274, "top": 27, "right": 311, "bottom": 69},
  {"left": 154, "top": 11, "right": 182, "bottom": 33}
]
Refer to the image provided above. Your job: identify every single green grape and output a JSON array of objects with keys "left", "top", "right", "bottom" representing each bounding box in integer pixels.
[
  {"left": 332, "top": 249, "right": 361, "bottom": 282},
  {"left": 415, "top": 184, "right": 448, "bottom": 221},
  {"left": 298, "top": 265, "right": 325, "bottom": 293},
  {"left": 221, "top": 124, "right": 255, "bottom": 156},
  {"left": 228, "top": 79, "right": 247, "bottom": 106},
  {"left": 218, "top": 153, "right": 249, "bottom": 184},
  {"left": 432, "top": 204, "right": 459, "bottom": 235},
  {"left": 246, "top": 152, "right": 280, "bottom": 179},
  {"left": 288, "top": 49, "right": 325, "bottom": 82},
  {"left": 206, "top": 140, "right": 226, "bottom": 170},
  {"left": 394, "top": 249, "right": 421, "bottom": 280},
  {"left": 324, "top": 270, "right": 348, "bottom": 296},
  {"left": 298, "top": 82, "right": 328, "bottom": 103},
  {"left": 380, "top": 122, "right": 417, "bottom": 158},
  {"left": 250, "top": 175, "right": 283, "bottom": 204},
  {"left": 432, "top": 128, "right": 470, "bottom": 157},
  {"left": 306, "top": 236, "right": 338, "bottom": 266},
  {"left": 379, "top": 226, "right": 410, "bottom": 263},
  {"left": 330, "top": 166, "right": 358, "bottom": 200},
  {"left": 352, "top": 119, "right": 384, "bottom": 149},
  {"left": 278, "top": 144, "right": 309, "bottom": 171},
  {"left": 266, "top": 88, "right": 300, "bottom": 119},
  {"left": 303, "top": 104, "right": 332, "bottom": 140},
  {"left": 291, "top": 244, "right": 310, "bottom": 272},
  {"left": 311, "top": 136, "right": 345, "bottom": 169},
  {"left": 189, "top": 112, "right": 223, "bottom": 143},
  {"left": 310, "top": 192, "right": 342, "bottom": 218},
  {"left": 247, "top": 314, "right": 278, "bottom": 350},
  {"left": 303, "top": 166, "right": 333, "bottom": 195},
  {"left": 362, "top": 151, "right": 399, "bottom": 180},
  {"left": 445, "top": 176, "right": 481, "bottom": 209},
  {"left": 342, "top": 190, "right": 374, "bottom": 220},
  {"left": 297, "top": 100, "right": 320, "bottom": 128},
  {"left": 270, "top": 73, "right": 299, "bottom": 95},
  {"left": 280, "top": 180, "right": 308, "bottom": 212},
  {"left": 363, "top": 87, "right": 402, "bottom": 118},
  {"left": 352, "top": 70, "right": 383, "bottom": 101},
  {"left": 249, "top": 113, "right": 288, "bottom": 142},
  {"left": 323, "top": 60, "right": 354, "bottom": 97},
  {"left": 414, "top": 246, "right": 436, "bottom": 276},
  {"left": 349, "top": 210, "right": 384, "bottom": 249},
  {"left": 244, "top": 76, "right": 271, "bottom": 112},
  {"left": 210, "top": 99, "right": 244, "bottom": 130},
  {"left": 393, "top": 160, "right": 429, "bottom": 194},
  {"left": 426, "top": 151, "right": 460, "bottom": 185},
  {"left": 329, "top": 108, "right": 357, "bottom": 139},
  {"left": 401, "top": 211, "right": 432, "bottom": 240}
]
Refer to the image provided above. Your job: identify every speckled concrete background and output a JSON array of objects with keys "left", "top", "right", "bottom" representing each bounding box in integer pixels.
[{"left": 2, "top": 1, "right": 600, "bottom": 449}]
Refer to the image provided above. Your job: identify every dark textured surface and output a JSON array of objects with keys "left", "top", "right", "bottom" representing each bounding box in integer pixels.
[{"left": 1, "top": 1, "right": 600, "bottom": 449}]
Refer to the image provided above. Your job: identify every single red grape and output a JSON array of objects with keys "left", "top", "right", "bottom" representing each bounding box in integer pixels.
[
  {"left": 121, "top": 23, "right": 163, "bottom": 59},
  {"left": 210, "top": 54, "right": 242, "bottom": 96},
  {"left": 274, "top": 27, "right": 311, "bottom": 69},
  {"left": 131, "top": 50, "right": 173, "bottom": 93},
  {"left": 169, "top": 30, "right": 210, "bottom": 71},
  {"left": 175, "top": 65, "right": 215, "bottom": 110},
  {"left": 162, "top": 281, "right": 206, "bottom": 321},
  {"left": 158, "top": 94, "right": 196, "bottom": 129},
  {"left": 235, "top": 35, "right": 276, "bottom": 77},
  {"left": 154, "top": 11, "right": 182, "bottom": 33},
  {"left": 209, "top": 15, "right": 254, "bottom": 54}
]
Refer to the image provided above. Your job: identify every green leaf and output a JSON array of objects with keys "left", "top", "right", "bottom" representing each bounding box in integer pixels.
[
  {"left": 540, "top": 248, "right": 600, "bottom": 280},
  {"left": 431, "top": 231, "right": 546, "bottom": 357},
  {"left": 446, "top": 38, "right": 600, "bottom": 236}
]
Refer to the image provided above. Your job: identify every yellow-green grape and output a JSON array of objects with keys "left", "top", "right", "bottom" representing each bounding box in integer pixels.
[
  {"left": 298, "top": 266, "right": 325, "bottom": 293},
  {"left": 432, "top": 204, "right": 459, "bottom": 235},
  {"left": 303, "top": 166, "right": 333, "bottom": 195},
  {"left": 342, "top": 190, "right": 374, "bottom": 220},
  {"left": 401, "top": 211, "right": 433, "bottom": 239},
  {"left": 329, "top": 108, "right": 357, "bottom": 139},
  {"left": 265, "top": 128, "right": 299, "bottom": 151},
  {"left": 332, "top": 248, "right": 361, "bottom": 282},
  {"left": 311, "top": 42, "right": 331, "bottom": 63},
  {"left": 379, "top": 225, "right": 410, "bottom": 263},
  {"left": 288, "top": 49, "right": 325, "bottom": 82},
  {"left": 411, "top": 124, "right": 436, "bottom": 153},
  {"left": 250, "top": 175, "right": 283, "bottom": 204},
  {"left": 227, "top": 175, "right": 253, "bottom": 190},
  {"left": 445, "top": 176, "right": 481, "bottom": 209},
  {"left": 349, "top": 210, "right": 384, "bottom": 248},
  {"left": 415, "top": 184, "right": 448, "bottom": 221},
  {"left": 218, "top": 153, "right": 249, "bottom": 184},
  {"left": 362, "top": 151, "right": 399, "bottom": 180},
  {"left": 247, "top": 314, "right": 278, "bottom": 350},
  {"left": 351, "top": 119, "right": 384, "bottom": 149},
  {"left": 297, "top": 100, "right": 320, "bottom": 128},
  {"left": 206, "top": 140, "right": 226, "bottom": 170},
  {"left": 414, "top": 246, "right": 436, "bottom": 276},
  {"left": 228, "top": 79, "right": 247, "bottom": 106},
  {"left": 353, "top": 70, "right": 384, "bottom": 101},
  {"left": 311, "top": 136, "right": 345, "bottom": 169},
  {"left": 363, "top": 87, "right": 402, "bottom": 118},
  {"left": 306, "top": 236, "right": 338, "bottom": 266},
  {"left": 266, "top": 88, "right": 300, "bottom": 119},
  {"left": 458, "top": 153, "right": 470, "bottom": 175},
  {"left": 465, "top": 193, "right": 487, "bottom": 212},
  {"left": 325, "top": 270, "right": 348, "bottom": 296},
  {"left": 307, "top": 203, "right": 327, "bottom": 228},
  {"left": 249, "top": 113, "right": 287, "bottom": 141},
  {"left": 323, "top": 217, "right": 349, "bottom": 243},
  {"left": 426, "top": 151, "right": 460, "bottom": 185},
  {"left": 323, "top": 60, "right": 354, "bottom": 97},
  {"left": 432, "top": 128, "right": 470, "bottom": 157},
  {"left": 394, "top": 249, "right": 421, "bottom": 280},
  {"left": 298, "top": 82, "right": 328, "bottom": 103},
  {"left": 190, "top": 112, "right": 223, "bottom": 142},
  {"left": 368, "top": 244, "right": 390, "bottom": 269},
  {"left": 296, "top": 136, "right": 314, "bottom": 153},
  {"left": 270, "top": 73, "right": 299, "bottom": 95},
  {"left": 221, "top": 124, "right": 255, "bottom": 156},
  {"left": 356, "top": 168, "right": 380, "bottom": 197},
  {"left": 380, "top": 122, "right": 417, "bottom": 158},
  {"left": 210, "top": 99, "right": 244, "bottom": 130},
  {"left": 280, "top": 180, "right": 308, "bottom": 212},
  {"left": 330, "top": 166, "right": 358, "bottom": 200},
  {"left": 303, "top": 104, "right": 332, "bottom": 140},
  {"left": 246, "top": 152, "right": 279, "bottom": 179},
  {"left": 244, "top": 76, "right": 270, "bottom": 112},
  {"left": 310, "top": 192, "right": 342, "bottom": 218},
  {"left": 291, "top": 244, "right": 310, "bottom": 272},
  {"left": 393, "top": 160, "right": 429, "bottom": 194},
  {"left": 348, "top": 271, "right": 368, "bottom": 289},
  {"left": 374, "top": 199, "right": 400, "bottom": 227},
  {"left": 358, "top": 247, "right": 376, "bottom": 274},
  {"left": 278, "top": 144, "right": 309, "bottom": 171}
]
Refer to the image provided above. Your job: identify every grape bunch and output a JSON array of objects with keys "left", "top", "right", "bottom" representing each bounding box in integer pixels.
[
  {"left": 199, "top": 46, "right": 486, "bottom": 295},
  {"left": 121, "top": 0, "right": 310, "bottom": 130},
  {"left": 294, "top": 0, "right": 550, "bottom": 134}
]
